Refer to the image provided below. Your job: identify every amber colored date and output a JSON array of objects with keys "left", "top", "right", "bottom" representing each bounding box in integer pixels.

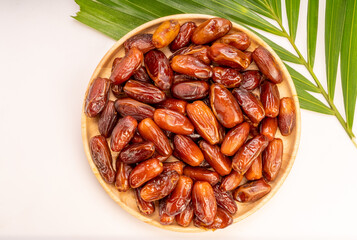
[
  {"left": 152, "top": 20, "right": 180, "bottom": 48},
  {"left": 129, "top": 158, "right": 163, "bottom": 188},
  {"left": 165, "top": 175, "right": 193, "bottom": 216},
  {"left": 220, "top": 170, "right": 243, "bottom": 191},
  {"left": 263, "top": 138, "right": 283, "bottom": 181},
  {"left": 173, "top": 74, "right": 198, "bottom": 84},
  {"left": 171, "top": 80, "right": 209, "bottom": 100},
  {"left": 138, "top": 118, "right": 172, "bottom": 157},
  {"left": 233, "top": 179, "right": 271, "bottom": 202},
  {"left": 183, "top": 45, "right": 211, "bottom": 65},
  {"left": 114, "top": 161, "right": 132, "bottom": 192},
  {"left": 216, "top": 32, "right": 251, "bottom": 51},
  {"left": 199, "top": 140, "right": 232, "bottom": 176},
  {"left": 210, "top": 83, "right": 243, "bottom": 128},
  {"left": 117, "top": 141, "right": 155, "bottom": 164},
  {"left": 131, "top": 131, "right": 144, "bottom": 143},
  {"left": 135, "top": 188, "right": 155, "bottom": 215},
  {"left": 245, "top": 155, "right": 263, "bottom": 181},
  {"left": 124, "top": 33, "right": 155, "bottom": 54},
  {"left": 98, "top": 100, "right": 118, "bottom": 138},
  {"left": 159, "top": 198, "right": 175, "bottom": 225},
  {"left": 175, "top": 203, "right": 194, "bottom": 227},
  {"left": 123, "top": 80, "right": 166, "bottom": 104},
  {"left": 194, "top": 207, "right": 233, "bottom": 229},
  {"left": 115, "top": 98, "right": 155, "bottom": 121},
  {"left": 252, "top": 46, "right": 282, "bottom": 84},
  {"left": 209, "top": 43, "right": 250, "bottom": 69},
  {"left": 154, "top": 109, "right": 194, "bottom": 135},
  {"left": 192, "top": 18, "right": 232, "bottom": 45},
  {"left": 110, "top": 116, "right": 137, "bottom": 152},
  {"left": 186, "top": 101, "right": 221, "bottom": 145},
  {"left": 241, "top": 70, "right": 262, "bottom": 90},
  {"left": 85, "top": 77, "right": 110, "bottom": 118},
  {"left": 260, "top": 117, "right": 278, "bottom": 141},
  {"left": 212, "top": 66, "right": 243, "bottom": 88},
  {"left": 278, "top": 97, "right": 296, "bottom": 136},
  {"left": 221, "top": 122, "right": 250, "bottom": 156},
  {"left": 232, "top": 134, "right": 269, "bottom": 175},
  {"left": 133, "top": 66, "right": 151, "bottom": 83},
  {"left": 111, "top": 57, "right": 122, "bottom": 72},
  {"left": 155, "top": 98, "right": 187, "bottom": 115},
  {"left": 213, "top": 185, "right": 237, "bottom": 215},
  {"left": 183, "top": 166, "right": 220, "bottom": 185},
  {"left": 163, "top": 161, "right": 185, "bottom": 175},
  {"left": 171, "top": 55, "right": 213, "bottom": 79},
  {"left": 111, "top": 84, "right": 124, "bottom": 98},
  {"left": 170, "top": 21, "right": 197, "bottom": 51},
  {"left": 233, "top": 88, "right": 265, "bottom": 124},
  {"left": 192, "top": 181, "right": 217, "bottom": 225},
  {"left": 145, "top": 49, "right": 173, "bottom": 90},
  {"left": 110, "top": 47, "right": 143, "bottom": 85},
  {"left": 173, "top": 135, "right": 204, "bottom": 166},
  {"left": 260, "top": 81, "right": 280, "bottom": 118},
  {"left": 89, "top": 135, "right": 116, "bottom": 184}
]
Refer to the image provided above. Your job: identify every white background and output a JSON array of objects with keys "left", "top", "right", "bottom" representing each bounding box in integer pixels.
[{"left": 1, "top": 0, "right": 357, "bottom": 239}]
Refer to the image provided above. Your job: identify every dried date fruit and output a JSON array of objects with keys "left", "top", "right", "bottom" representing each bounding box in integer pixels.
[
  {"left": 115, "top": 98, "right": 155, "bottom": 121},
  {"left": 192, "top": 181, "right": 217, "bottom": 225},
  {"left": 260, "top": 81, "right": 280, "bottom": 117},
  {"left": 183, "top": 45, "right": 211, "bottom": 65},
  {"left": 135, "top": 188, "right": 155, "bottom": 215},
  {"left": 123, "top": 80, "right": 166, "bottom": 104},
  {"left": 152, "top": 20, "right": 180, "bottom": 48},
  {"left": 85, "top": 77, "right": 111, "bottom": 117},
  {"left": 173, "top": 74, "right": 197, "bottom": 84},
  {"left": 155, "top": 98, "right": 187, "bottom": 115},
  {"left": 170, "top": 21, "right": 197, "bottom": 51},
  {"left": 131, "top": 131, "right": 144, "bottom": 143},
  {"left": 187, "top": 132, "right": 202, "bottom": 142},
  {"left": 111, "top": 57, "right": 122, "bottom": 72},
  {"left": 213, "top": 185, "right": 237, "bottom": 214},
  {"left": 245, "top": 154, "right": 263, "bottom": 181},
  {"left": 212, "top": 66, "right": 243, "bottom": 88},
  {"left": 171, "top": 55, "right": 213, "bottom": 79},
  {"left": 260, "top": 117, "right": 278, "bottom": 141},
  {"left": 263, "top": 138, "right": 283, "bottom": 181},
  {"left": 252, "top": 46, "right": 282, "bottom": 84},
  {"left": 278, "top": 97, "right": 296, "bottom": 136},
  {"left": 89, "top": 135, "right": 116, "bottom": 184},
  {"left": 194, "top": 207, "right": 233, "bottom": 229},
  {"left": 145, "top": 49, "right": 173, "bottom": 90},
  {"left": 129, "top": 158, "right": 163, "bottom": 188},
  {"left": 124, "top": 33, "right": 155, "bottom": 54},
  {"left": 117, "top": 141, "right": 155, "bottom": 164},
  {"left": 115, "top": 161, "right": 132, "bottom": 192},
  {"left": 221, "top": 122, "right": 250, "bottom": 156},
  {"left": 165, "top": 175, "right": 193, "bottom": 215},
  {"left": 183, "top": 166, "right": 220, "bottom": 185},
  {"left": 154, "top": 109, "right": 194, "bottom": 135},
  {"left": 110, "top": 116, "right": 137, "bottom": 152},
  {"left": 173, "top": 135, "right": 204, "bottom": 166},
  {"left": 215, "top": 32, "right": 251, "bottom": 51},
  {"left": 163, "top": 161, "right": 185, "bottom": 175},
  {"left": 171, "top": 80, "right": 209, "bottom": 100},
  {"left": 159, "top": 198, "right": 175, "bottom": 225},
  {"left": 192, "top": 18, "right": 232, "bottom": 44},
  {"left": 111, "top": 84, "right": 124, "bottom": 98},
  {"left": 133, "top": 66, "right": 151, "bottom": 83},
  {"left": 220, "top": 170, "right": 243, "bottom": 191},
  {"left": 175, "top": 202, "right": 194, "bottom": 227},
  {"left": 209, "top": 43, "right": 250, "bottom": 69},
  {"left": 98, "top": 100, "right": 118, "bottom": 138},
  {"left": 233, "top": 88, "right": 265, "bottom": 124},
  {"left": 241, "top": 70, "right": 262, "bottom": 90},
  {"left": 233, "top": 179, "right": 271, "bottom": 202}
]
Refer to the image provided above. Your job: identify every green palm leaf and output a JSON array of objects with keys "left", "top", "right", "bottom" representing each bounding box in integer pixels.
[
  {"left": 307, "top": 0, "right": 319, "bottom": 68},
  {"left": 296, "top": 88, "right": 334, "bottom": 115},
  {"left": 285, "top": 0, "right": 300, "bottom": 42},
  {"left": 285, "top": 64, "right": 320, "bottom": 93}
]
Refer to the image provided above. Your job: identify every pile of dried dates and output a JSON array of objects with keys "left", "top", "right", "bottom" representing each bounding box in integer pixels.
[{"left": 85, "top": 17, "right": 296, "bottom": 230}]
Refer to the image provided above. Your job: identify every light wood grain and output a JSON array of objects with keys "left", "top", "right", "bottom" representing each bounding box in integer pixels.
[{"left": 81, "top": 14, "right": 301, "bottom": 232}]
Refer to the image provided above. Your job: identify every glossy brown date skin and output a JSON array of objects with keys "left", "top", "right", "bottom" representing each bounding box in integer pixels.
[
  {"left": 85, "top": 77, "right": 110, "bottom": 117},
  {"left": 170, "top": 21, "right": 197, "bottom": 51},
  {"left": 165, "top": 175, "right": 193, "bottom": 215},
  {"left": 210, "top": 83, "right": 243, "bottom": 128},
  {"left": 233, "top": 179, "right": 271, "bottom": 202},
  {"left": 263, "top": 138, "right": 283, "bottom": 181},
  {"left": 117, "top": 141, "right": 155, "bottom": 164},
  {"left": 171, "top": 55, "right": 213, "bottom": 79},
  {"left": 114, "top": 161, "right": 132, "bottom": 192},
  {"left": 232, "top": 135, "right": 269, "bottom": 175},
  {"left": 278, "top": 97, "right": 296, "bottom": 136},
  {"left": 183, "top": 45, "right": 211, "bottom": 65},
  {"left": 138, "top": 118, "right": 173, "bottom": 157},
  {"left": 115, "top": 98, "right": 155, "bottom": 121},
  {"left": 129, "top": 158, "right": 163, "bottom": 188},
  {"left": 89, "top": 135, "right": 115, "bottom": 184},
  {"left": 123, "top": 80, "right": 166, "bottom": 104},
  {"left": 175, "top": 202, "right": 194, "bottom": 227},
  {"left": 154, "top": 109, "right": 194, "bottom": 135},
  {"left": 192, "top": 181, "right": 217, "bottom": 225},
  {"left": 173, "top": 135, "right": 204, "bottom": 166},
  {"left": 241, "top": 70, "right": 262, "bottom": 90},
  {"left": 131, "top": 131, "right": 144, "bottom": 143},
  {"left": 145, "top": 49, "right": 173, "bottom": 90},
  {"left": 163, "top": 161, "right": 185, "bottom": 175},
  {"left": 110, "top": 116, "right": 137, "bottom": 152},
  {"left": 213, "top": 185, "right": 237, "bottom": 215},
  {"left": 124, "top": 33, "right": 155, "bottom": 54},
  {"left": 171, "top": 80, "right": 209, "bottom": 100},
  {"left": 186, "top": 101, "right": 221, "bottom": 145},
  {"left": 183, "top": 166, "right": 220, "bottom": 185},
  {"left": 140, "top": 170, "right": 180, "bottom": 202},
  {"left": 260, "top": 117, "right": 278, "bottom": 141},
  {"left": 245, "top": 154, "right": 263, "bottom": 181},
  {"left": 133, "top": 66, "right": 151, "bottom": 83},
  {"left": 199, "top": 140, "right": 232, "bottom": 176},
  {"left": 220, "top": 170, "right": 243, "bottom": 191},
  {"left": 209, "top": 43, "right": 250, "bottom": 69},
  {"left": 152, "top": 20, "right": 180, "bottom": 48},
  {"left": 111, "top": 84, "right": 124, "bottom": 98},
  {"left": 252, "top": 46, "right": 282, "bottom": 84},
  {"left": 221, "top": 122, "right": 250, "bottom": 156},
  {"left": 194, "top": 207, "right": 233, "bottom": 229},
  {"left": 98, "top": 101, "right": 118, "bottom": 138},
  {"left": 159, "top": 198, "right": 175, "bottom": 225},
  {"left": 233, "top": 88, "right": 265, "bottom": 124},
  {"left": 155, "top": 98, "right": 187, "bottom": 115},
  {"left": 173, "top": 74, "right": 198, "bottom": 84},
  {"left": 212, "top": 66, "right": 243, "bottom": 88},
  {"left": 260, "top": 81, "right": 280, "bottom": 118},
  {"left": 110, "top": 47, "right": 143, "bottom": 85},
  {"left": 192, "top": 18, "right": 232, "bottom": 44},
  {"left": 111, "top": 57, "right": 122, "bottom": 72},
  {"left": 245, "top": 51, "right": 253, "bottom": 63},
  {"left": 135, "top": 188, "right": 155, "bottom": 215},
  {"left": 216, "top": 32, "right": 251, "bottom": 51}
]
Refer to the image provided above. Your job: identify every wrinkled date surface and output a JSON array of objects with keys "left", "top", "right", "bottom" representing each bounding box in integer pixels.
[
  {"left": 263, "top": 138, "right": 283, "bottom": 181},
  {"left": 221, "top": 122, "right": 250, "bottom": 156},
  {"left": 233, "top": 88, "right": 265, "bottom": 124},
  {"left": 194, "top": 207, "right": 233, "bottom": 229},
  {"left": 117, "top": 141, "right": 155, "bottom": 164},
  {"left": 278, "top": 97, "right": 296, "bottom": 136},
  {"left": 145, "top": 49, "right": 173, "bottom": 90},
  {"left": 171, "top": 55, "right": 213, "bottom": 79},
  {"left": 135, "top": 188, "right": 155, "bottom": 215},
  {"left": 124, "top": 80, "right": 166, "bottom": 104},
  {"left": 115, "top": 161, "right": 132, "bottom": 192},
  {"left": 209, "top": 43, "right": 250, "bottom": 69},
  {"left": 183, "top": 166, "right": 220, "bottom": 185},
  {"left": 133, "top": 66, "right": 151, "bottom": 82},
  {"left": 98, "top": 100, "right": 118, "bottom": 138},
  {"left": 213, "top": 184, "right": 237, "bottom": 214},
  {"left": 182, "top": 45, "right": 211, "bottom": 65},
  {"left": 165, "top": 175, "right": 193, "bottom": 215},
  {"left": 192, "top": 18, "right": 232, "bottom": 44},
  {"left": 220, "top": 170, "right": 243, "bottom": 191},
  {"left": 170, "top": 21, "right": 197, "bottom": 51},
  {"left": 85, "top": 77, "right": 111, "bottom": 118},
  {"left": 233, "top": 179, "right": 271, "bottom": 202},
  {"left": 115, "top": 98, "right": 155, "bottom": 121},
  {"left": 124, "top": 34, "right": 155, "bottom": 54},
  {"left": 163, "top": 161, "right": 185, "bottom": 175},
  {"left": 215, "top": 32, "right": 251, "bottom": 51},
  {"left": 260, "top": 81, "right": 280, "bottom": 118},
  {"left": 173, "top": 135, "right": 204, "bottom": 166},
  {"left": 260, "top": 117, "right": 278, "bottom": 141},
  {"left": 129, "top": 158, "right": 163, "bottom": 188},
  {"left": 212, "top": 66, "right": 243, "bottom": 88},
  {"left": 192, "top": 181, "right": 217, "bottom": 225},
  {"left": 154, "top": 109, "right": 194, "bottom": 135},
  {"left": 159, "top": 198, "right": 175, "bottom": 225},
  {"left": 252, "top": 46, "right": 282, "bottom": 84},
  {"left": 245, "top": 154, "right": 263, "bottom": 181},
  {"left": 175, "top": 202, "right": 194, "bottom": 227},
  {"left": 152, "top": 20, "right": 180, "bottom": 48},
  {"left": 171, "top": 80, "right": 209, "bottom": 100},
  {"left": 155, "top": 98, "right": 187, "bottom": 115},
  {"left": 110, "top": 116, "right": 137, "bottom": 152},
  {"left": 241, "top": 70, "right": 262, "bottom": 90}
]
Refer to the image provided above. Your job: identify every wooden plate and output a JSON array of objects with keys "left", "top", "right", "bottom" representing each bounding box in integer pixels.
[{"left": 81, "top": 14, "right": 301, "bottom": 232}]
